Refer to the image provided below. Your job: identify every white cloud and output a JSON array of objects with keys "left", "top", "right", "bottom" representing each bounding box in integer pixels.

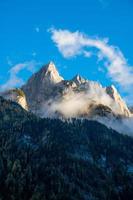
[
  {"left": 0, "top": 60, "right": 39, "bottom": 91},
  {"left": 49, "top": 84, "right": 115, "bottom": 118},
  {"left": 50, "top": 28, "right": 133, "bottom": 103},
  {"left": 98, "top": 66, "right": 105, "bottom": 73},
  {"left": 83, "top": 50, "right": 92, "bottom": 58},
  {"left": 32, "top": 51, "right": 37, "bottom": 57},
  {"left": 6, "top": 56, "right": 13, "bottom": 66},
  {"left": 35, "top": 27, "right": 40, "bottom": 33}
]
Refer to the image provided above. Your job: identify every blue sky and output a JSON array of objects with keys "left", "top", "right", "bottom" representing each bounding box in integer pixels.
[{"left": 0, "top": 0, "right": 133, "bottom": 103}]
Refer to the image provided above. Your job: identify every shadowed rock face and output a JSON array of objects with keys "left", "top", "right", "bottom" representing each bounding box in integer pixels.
[
  {"left": 22, "top": 62, "right": 131, "bottom": 118},
  {"left": 22, "top": 62, "right": 64, "bottom": 114},
  {"left": 1, "top": 62, "right": 131, "bottom": 119},
  {"left": 129, "top": 107, "right": 133, "bottom": 113}
]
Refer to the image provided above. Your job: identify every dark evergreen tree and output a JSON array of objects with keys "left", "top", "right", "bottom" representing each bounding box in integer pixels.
[{"left": 0, "top": 96, "right": 133, "bottom": 200}]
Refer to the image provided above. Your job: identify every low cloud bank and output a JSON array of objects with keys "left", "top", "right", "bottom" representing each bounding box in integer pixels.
[
  {"left": 39, "top": 82, "right": 133, "bottom": 136},
  {"left": 49, "top": 84, "right": 118, "bottom": 118},
  {"left": 96, "top": 115, "right": 133, "bottom": 136}
]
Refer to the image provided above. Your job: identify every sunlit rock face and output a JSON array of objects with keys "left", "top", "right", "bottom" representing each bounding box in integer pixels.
[
  {"left": 106, "top": 85, "right": 131, "bottom": 117},
  {"left": 21, "top": 62, "right": 131, "bottom": 119},
  {"left": 0, "top": 89, "right": 28, "bottom": 111},
  {"left": 72, "top": 74, "right": 87, "bottom": 85},
  {"left": 22, "top": 62, "right": 64, "bottom": 115},
  {"left": 40, "top": 61, "right": 64, "bottom": 84},
  {"left": 0, "top": 61, "right": 131, "bottom": 119}
]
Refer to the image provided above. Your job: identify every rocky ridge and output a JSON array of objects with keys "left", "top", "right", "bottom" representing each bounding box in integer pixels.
[
  {"left": 1, "top": 62, "right": 131, "bottom": 119},
  {"left": 0, "top": 88, "right": 28, "bottom": 111},
  {"left": 23, "top": 62, "right": 131, "bottom": 118}
]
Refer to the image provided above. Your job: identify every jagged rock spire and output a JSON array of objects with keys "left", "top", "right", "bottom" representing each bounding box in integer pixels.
[
  {"left": 106, "top": 85, "right": 131, "bottom": 117},
  {"left": 20, "top": 61, "right": 131, "bottom": 118},
  {"left": 72, "top": 74, "right": 86, "bottom": 85},
  {"left": 41, "top": 61, "right": 64, "bottom": 83}
]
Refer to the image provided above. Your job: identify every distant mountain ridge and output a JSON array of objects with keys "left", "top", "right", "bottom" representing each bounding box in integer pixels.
[{"left": 0, "top": 62, "right": 131, "bottom": 121}]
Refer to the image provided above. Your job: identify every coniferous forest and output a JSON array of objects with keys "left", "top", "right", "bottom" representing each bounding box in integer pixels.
[{"left": 0, "top": 96, "right": 133, "bottom": 200}]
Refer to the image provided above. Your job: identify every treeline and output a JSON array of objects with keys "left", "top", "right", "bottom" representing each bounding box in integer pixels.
[{"left": 0, "top": 97, "right": 133, "bottom": 200}]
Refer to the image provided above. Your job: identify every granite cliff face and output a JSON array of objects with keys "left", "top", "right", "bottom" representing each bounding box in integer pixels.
[
  {"left": 22, "top": 62, "right": 131, "bottom": 118},
  {"left": 0, "top": 88, "right": 28, "bottom": 111},
  {"left": 106, "top": 85, "right": 131, "bottom": 117},
  {"left": 1, "top": 62, "right": 131, "bottom": 119},
  {"left": 22, "top": 62, "right": 64, "bottom": 115}
]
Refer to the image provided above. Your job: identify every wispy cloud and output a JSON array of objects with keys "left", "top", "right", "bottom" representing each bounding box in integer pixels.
[
  {"left": 6, "top": 56, "right": 13, "bottom": 66},
  {"left": 35, "top": 27, "right": 40, "bottom": 33},
  {"left": 32, "top": 51, "right": 37, "bottom": 57},
  {"left": 0, "top": 60, "right": 39, "bottom": 91},
  {"left": 83, "top": 50, "right": 92, "bottom": 58},
  {"left": 49, "top": 28, "right": 133, "bottom": 103}
]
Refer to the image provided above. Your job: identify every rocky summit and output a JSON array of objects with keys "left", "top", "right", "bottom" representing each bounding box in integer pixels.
[
  {"left": 1, "top": 62, "right": 131, "bottom": 120},
  {"left": 0, "top": 63, "right": 133, "bottom": 200}
]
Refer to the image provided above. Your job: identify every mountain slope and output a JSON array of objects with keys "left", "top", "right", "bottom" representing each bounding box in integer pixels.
[
  {"left": 21, "top": 62, "right": 131, "bottom": 119},
  {"left": 22, "top": 62, "right": 64, "bottom": 114},
  {"left": 0, "top": 97, "right": 133, "bottom": 200},
  {"left": 106, "top": 85, "right": 131, "bottom": 116},
  {"left": 0, "top": 88, "right": 28, "bottom": 111}
]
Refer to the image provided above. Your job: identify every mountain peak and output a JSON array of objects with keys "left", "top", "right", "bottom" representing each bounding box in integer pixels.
[
  {"left": 45, "top": 61, "right": 56, "bottom": 72},
  {"left": 106, "top": 85, "right": 131, "bottom": 117},
  {"left": 106, "top": 85, "right": 120, "bottom": 100},
  {"left": 18, "top": 61, "right": 131, "bottom": 118},
  {"left": 39, "top": 62, "right": 64, "bottom": 83},
  {"left": 72, "top": 74, "right": 86, "bottom": 85}
]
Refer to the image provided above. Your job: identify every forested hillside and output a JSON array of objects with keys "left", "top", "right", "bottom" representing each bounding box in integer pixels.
[{"left": 0, "top": 97, "right": 133, "bottom": 200}]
